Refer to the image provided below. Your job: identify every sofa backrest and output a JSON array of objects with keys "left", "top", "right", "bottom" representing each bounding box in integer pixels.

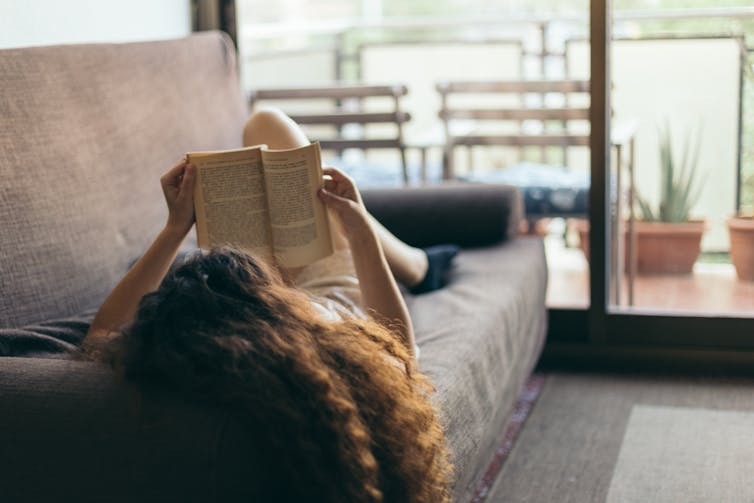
[{"left": 0, "top": 32, "right": 247, "bottom": 328}]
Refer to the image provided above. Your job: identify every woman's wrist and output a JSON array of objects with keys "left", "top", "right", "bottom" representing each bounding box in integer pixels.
[
  {"left": 162, "top": 221, "right": 191, "bottom": 243},
  {"left": 344, "top": 214, "right": 379, "bottom": 248}
]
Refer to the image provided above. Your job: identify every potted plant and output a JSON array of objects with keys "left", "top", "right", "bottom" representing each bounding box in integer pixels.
[
  {"left": 574, "top": 122, "right": 705, "bottom": 274},
  {"left": 727, "top": 171, "right": 754, "bottom": 281},
  {"left": 632, "top": 122, "right": 705, "bottom": 274}
]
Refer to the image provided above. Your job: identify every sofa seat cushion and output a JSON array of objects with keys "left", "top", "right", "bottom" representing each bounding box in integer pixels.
[{"left": 408, "top": 236, "right": 547, "bottom": 501}]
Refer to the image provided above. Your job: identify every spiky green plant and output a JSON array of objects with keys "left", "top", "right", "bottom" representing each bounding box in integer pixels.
[
  {"left": 741, "top": 171, "right": 754, "bottom": 215},
  {"left": 636, "top": 122, "right": 703, "bottom": 223}
]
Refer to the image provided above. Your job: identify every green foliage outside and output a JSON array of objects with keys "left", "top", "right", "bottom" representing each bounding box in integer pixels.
[
  {"left": 636, "top": 123, "right": 704, "bottom": 222},
  {"left": 740, "top": 53, "right": 754, "bottom": 215}
]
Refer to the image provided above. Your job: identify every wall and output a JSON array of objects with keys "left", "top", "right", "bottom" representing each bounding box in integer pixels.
[{"left": 0, "top": 0, "right": 191, "bottom": 49}]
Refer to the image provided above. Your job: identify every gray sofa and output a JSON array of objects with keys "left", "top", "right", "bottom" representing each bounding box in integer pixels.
[{"left": 0, "top": 32, "right": 547, "bottom": 502}]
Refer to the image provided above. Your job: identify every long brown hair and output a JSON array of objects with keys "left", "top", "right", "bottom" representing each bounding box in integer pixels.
[{"left": 115, "top": 248, "right": 452, "bottom": 502}]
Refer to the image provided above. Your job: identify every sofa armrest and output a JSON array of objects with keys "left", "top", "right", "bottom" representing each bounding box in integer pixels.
[
  {"left": 361, "top": 182, "right": 523, "bottom": 248},
  {"left": 0, "top": 356, "right": 261, "bottom": 502}
]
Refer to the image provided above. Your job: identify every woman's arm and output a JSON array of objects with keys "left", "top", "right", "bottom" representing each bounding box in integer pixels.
[
  {"left": 317, "top": 168, "right": 416, "bottom": 356},
  {"left": 83, "top": 160, "right": 196, "bottom": 353}
]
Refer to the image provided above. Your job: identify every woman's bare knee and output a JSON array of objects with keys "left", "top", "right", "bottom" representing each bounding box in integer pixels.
[{"left": 243, "top": 107, "right": 309, "bottom": 149}]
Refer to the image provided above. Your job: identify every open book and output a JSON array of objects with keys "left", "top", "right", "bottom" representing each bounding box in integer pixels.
[{"left": 188, "top": 142, "right": 334, "bottom": 268}]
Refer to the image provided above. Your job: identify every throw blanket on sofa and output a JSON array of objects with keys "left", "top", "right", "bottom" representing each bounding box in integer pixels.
[{"left": 0, "top": 308, "right": 95, "bottom": 359}]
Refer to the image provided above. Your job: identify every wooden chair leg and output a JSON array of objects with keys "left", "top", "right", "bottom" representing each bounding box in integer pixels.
[
  {"left": 399, "top": 147, "right": 409, "bottom": 185},
  {"left": 420, "top": 147, "right": 427, "bottom": 182},
  {"left": 442, "top": 146, "right": 455, "bottom": 180}
]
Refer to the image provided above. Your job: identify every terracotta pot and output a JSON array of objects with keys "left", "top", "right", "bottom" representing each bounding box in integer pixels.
[
  {"left": 519, "top": 218, "right": 551, "bottom": 237},
  {"left": 634, "top": 221, "right": 705, "bottom": 274},
  {"left": 728, "top": 216, "right": 754, "bottom": 281},
  {"left": 573, "top": 220, "right": 705, "bottom": 274},
  {"left": 571, "top": 219, "right": 628, "bottom": 268}
]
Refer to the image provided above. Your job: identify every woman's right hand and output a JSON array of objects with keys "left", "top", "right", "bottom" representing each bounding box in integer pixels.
[
  {"left": 317, "top": 167, "right": 372, "bottom": 241},
  {"left": 161, "top": 158, "right": 196, "bottom": 236}
]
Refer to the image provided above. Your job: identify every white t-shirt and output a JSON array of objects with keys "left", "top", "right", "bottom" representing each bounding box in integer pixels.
[{"left": 296, "top": 249, "right": 420, "bottom": 360}]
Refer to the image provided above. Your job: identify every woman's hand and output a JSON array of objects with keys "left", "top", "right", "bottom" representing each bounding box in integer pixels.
[
  {"left": 161, "top": 158, "right": 196, "bottom": 236},
  {"left": 318, "top": 167, "right": 372, "bottom": 241},
  {"left": 319, "top": 167, "right": 416, "bottom": 354}
]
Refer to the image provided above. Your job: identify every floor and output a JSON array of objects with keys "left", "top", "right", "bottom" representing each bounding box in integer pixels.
[
  {"left": 545, "top": 225, "right": 754, "bottom": 316},
  {"left": 482, "top": 372, "right": 754, "bottom": 502}
]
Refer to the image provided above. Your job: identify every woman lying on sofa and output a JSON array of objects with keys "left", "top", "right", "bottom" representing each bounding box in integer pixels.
[{"left": 82, "top": 108, "right": 455, "bottom": 503}]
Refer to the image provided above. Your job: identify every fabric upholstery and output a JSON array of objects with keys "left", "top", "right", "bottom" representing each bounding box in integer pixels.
[
  {"left": 407, "top": 237, "right": 547, "bottom": 501},
  {"left": 0, "top": 308, "right": 95, "bottom": 358},
  {"left": 0, "top": 32, "right": 246, "bottom": 328},
  {"left": 362, "top": 182, "right": 523, "bottom": 248},
  {"left": 0, "top": 236, "right": 199, "bottom": 359},
  {"left": 0, "top": 357, "right": 233, "bottom": 503}
]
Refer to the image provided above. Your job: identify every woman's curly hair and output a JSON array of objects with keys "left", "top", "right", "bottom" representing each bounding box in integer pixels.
[{"left": 114, "top": 248, "right": 452, "bottom": 502}]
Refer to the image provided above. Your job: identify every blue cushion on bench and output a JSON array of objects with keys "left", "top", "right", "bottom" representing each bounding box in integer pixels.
[{"left": 461, "top": 162, "right": 589, "bottom": 218}]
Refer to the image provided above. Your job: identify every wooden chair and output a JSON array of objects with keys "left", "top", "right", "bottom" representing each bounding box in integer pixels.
[
  {"left": 436, "top": 79, "right": 592, "bottom": 180},
  {"left": 249, "top": 84, "right": 412, "bottom": 183},
  {"left": 436, "top": 79, "right": 639, "bottom": 306},
  {"left": 358, "top": 40, "right": 525, "bottom": 178}
]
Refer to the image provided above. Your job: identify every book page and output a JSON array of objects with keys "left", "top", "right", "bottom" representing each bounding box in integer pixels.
[
  {"left": 189, "top": 146, "right": 273, "bottom": 261},
  {"left": 261, "top": 142, "right": 334, "bottom": 268}
]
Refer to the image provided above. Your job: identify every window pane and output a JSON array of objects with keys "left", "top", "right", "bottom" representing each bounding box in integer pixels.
[{"left": 608, "top": 1, "right": 754, "bottom": 316}]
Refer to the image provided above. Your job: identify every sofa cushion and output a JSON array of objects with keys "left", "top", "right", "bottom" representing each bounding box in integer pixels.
[
  {"left": 362, "top": 182, "right": 523, "bottom": 248},
  {"left": 0, "top": 32, "right": 247, "bottom": 328},
  {"left": 0, "top": 357, "right": 232, "bottom": 503},
  {"left": 407, "top": 236, "right": 547, "bottom": 501}
]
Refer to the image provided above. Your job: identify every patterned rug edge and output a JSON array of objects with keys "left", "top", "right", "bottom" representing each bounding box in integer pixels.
[{"left": 469, "top": 373, "right": 548, "bottom": 503}]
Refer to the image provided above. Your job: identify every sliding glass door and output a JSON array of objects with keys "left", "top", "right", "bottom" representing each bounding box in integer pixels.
[{"left": 587, "top": 0, "right": 754, "bottom": 349}]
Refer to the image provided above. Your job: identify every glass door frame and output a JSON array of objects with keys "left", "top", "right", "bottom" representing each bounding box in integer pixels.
[{"left": 548, "top": 0, "right": 754, "bottom": 353}]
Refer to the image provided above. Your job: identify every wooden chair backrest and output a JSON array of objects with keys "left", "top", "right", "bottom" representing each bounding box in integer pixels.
[
  {"left": 436, "top": 79, "right": 591, "bottom": 175},
  {"left": 437, "top": 79, "right": 591, "bottom": 146}
]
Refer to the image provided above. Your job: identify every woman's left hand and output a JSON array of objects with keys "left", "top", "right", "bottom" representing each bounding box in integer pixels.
[
  {"left": 318, "top": 167, "right": 372, "bottom": 241},
  {"left": 161, "top": 158, "right": 196, "bottom": 235}
]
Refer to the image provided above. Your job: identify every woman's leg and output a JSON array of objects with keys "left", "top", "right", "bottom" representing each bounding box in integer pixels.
[
  {"left": 366, "top": 215, "right": 426, "bottom": 286},
  {"left": 243, "top": 107, "right": 430, "bottom": 287},
  {"left": 243, "top": 107, "right": 310, "bottom": 151}
]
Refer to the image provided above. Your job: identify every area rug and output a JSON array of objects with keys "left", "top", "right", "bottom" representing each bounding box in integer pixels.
[{"left": 606, "top": 405, "right": 754, "bottom": 502}]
